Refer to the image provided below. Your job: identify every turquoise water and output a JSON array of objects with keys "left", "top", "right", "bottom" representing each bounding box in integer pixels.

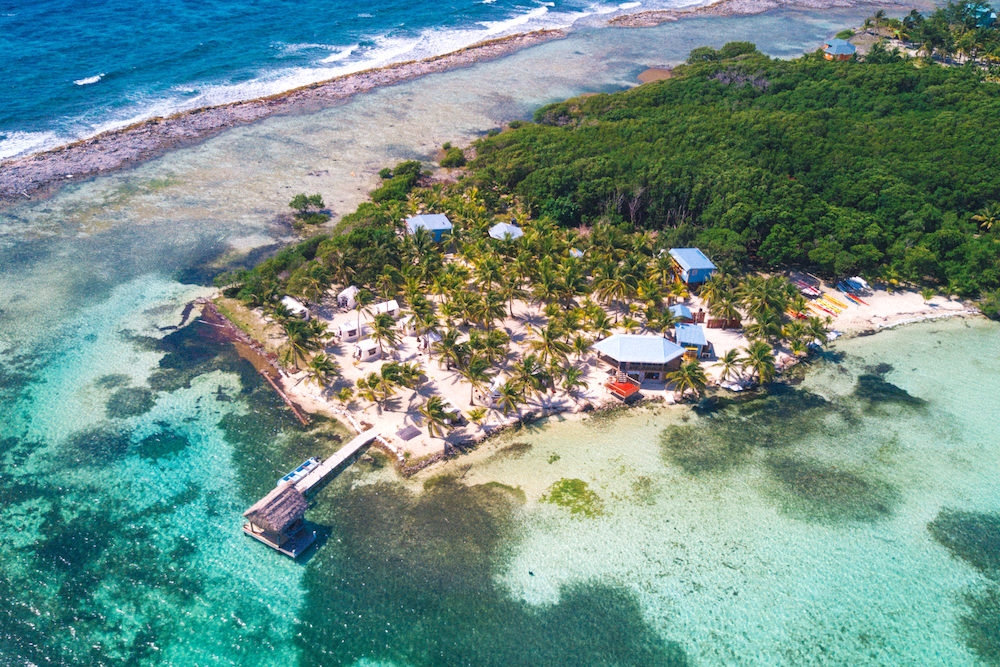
[{"left": 2, "top": 7, "right": 998, "bottom": 665}]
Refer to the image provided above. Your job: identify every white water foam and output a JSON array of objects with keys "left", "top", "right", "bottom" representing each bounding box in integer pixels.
[
  {"left": 1, "top": 0, "right": 703, "bottom": 162},
  {"left": 73, "top": 73, "right": 105, "bottom": 86},
  {"left": 0, "top": 130, "right": 65, "bottom": 161}
]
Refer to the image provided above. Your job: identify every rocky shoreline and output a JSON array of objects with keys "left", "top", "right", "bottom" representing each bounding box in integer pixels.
[{"left": 0, "top": 30, "right": 565, "bottom": 207}]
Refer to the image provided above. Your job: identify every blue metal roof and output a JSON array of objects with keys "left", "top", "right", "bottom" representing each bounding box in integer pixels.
[
  {"left": 669, "top": 248, "right": 716, "bottom": 272},
  {"left": 488, "top": 222, "right": 523, "bottom": 240},
  {"left": 668, "top": 304, "right": 692, "bottom": 320},
  {"left": 591, "top": 334, "right": 685, "bottom": 365},
  {"left": 824, "top": 39, "right": 856, "bottom": 56},
  {"left": 675, "top": 323, "right": 707, "bottom": 348},
  {"left": 405, "top": 213, "right": 453, "bottom": 233}
]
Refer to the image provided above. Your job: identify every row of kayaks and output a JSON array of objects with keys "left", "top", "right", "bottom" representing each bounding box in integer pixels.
[{"left": 836, "top": 282, "right": 870, "bottom": 305}]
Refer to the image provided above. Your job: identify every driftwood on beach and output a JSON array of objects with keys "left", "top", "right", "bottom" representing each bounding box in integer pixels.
[{"left": 0, "top": 30, "right": 565, "bottom": 206}]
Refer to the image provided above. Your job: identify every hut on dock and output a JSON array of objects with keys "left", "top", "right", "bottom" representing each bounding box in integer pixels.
[{"left": 242, "top": 484, "right": 315, "bottom": 558}]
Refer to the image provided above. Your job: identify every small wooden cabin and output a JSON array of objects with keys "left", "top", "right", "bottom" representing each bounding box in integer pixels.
[{"left": 242, "top": 484, "right": 315, "bottom": 558}]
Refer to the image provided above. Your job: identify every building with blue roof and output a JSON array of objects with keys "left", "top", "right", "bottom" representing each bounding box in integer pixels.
[
  {"left": 405, "top": 214, "right": 453, "bottom": 242},
  {"left": 488, "top": 222, "right": 523, "bottom": 241},
  {"left": 591, "top": 334, "right": 686, "bottom": 381},
  {"left": 668, "top": 303, "right": 694, "bottom": 323},
  {"left": 975, "top": 5, "right": 997, "bottom": 27},
  {"left": 674, "top": 323, "right": 709, "bottom": 357},
  {"left": 669, "top": 248, "right": 717, "bottom": 284},
  {"left": 823, "top": 38, "right": 856, "bottom": 61}
]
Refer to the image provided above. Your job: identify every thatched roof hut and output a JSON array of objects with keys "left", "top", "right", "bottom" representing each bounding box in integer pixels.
[{"left": 243, "top": 484, "right": 308, "bottom": 537}]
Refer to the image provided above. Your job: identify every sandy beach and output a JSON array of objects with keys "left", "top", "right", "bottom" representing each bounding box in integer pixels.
[{"left": 230, "top": 279, "right": 979, "bottom": 473}]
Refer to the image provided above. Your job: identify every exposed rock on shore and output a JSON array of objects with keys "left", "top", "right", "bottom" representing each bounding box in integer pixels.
[{"left": 0, "top": 31, "right": 565, "bottom": 206}]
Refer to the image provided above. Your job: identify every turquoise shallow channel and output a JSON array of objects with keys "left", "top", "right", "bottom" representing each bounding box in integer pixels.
[{"left": 1, "top": 7, "right": 999, "bottom": 665}]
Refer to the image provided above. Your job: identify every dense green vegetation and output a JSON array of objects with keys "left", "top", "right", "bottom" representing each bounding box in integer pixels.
[
  {"left": 217, "top": 37, "right": 1000, "bottom": 405},
  {"left": 467, "top": 41, "right": 1000, "bottom": 297},
  {"left": 878, "top": 2, "right": 1000, "bottom": 63}
]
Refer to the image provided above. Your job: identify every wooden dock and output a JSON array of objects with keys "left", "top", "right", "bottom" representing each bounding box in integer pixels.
[{"left": 294, "top": 428, "right": 379, "bottom": 494}]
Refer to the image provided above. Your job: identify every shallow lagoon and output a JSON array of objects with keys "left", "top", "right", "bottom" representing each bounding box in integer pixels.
[{"left": 1, "top": 7, "right": 998, "bottom": 665}]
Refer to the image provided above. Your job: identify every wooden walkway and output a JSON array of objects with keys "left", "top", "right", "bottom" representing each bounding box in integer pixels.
[{"left": 294, "top": 428, "right": 379, "bottom": 494}]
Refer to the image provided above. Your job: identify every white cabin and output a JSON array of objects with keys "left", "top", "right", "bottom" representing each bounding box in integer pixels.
[
  {"left": 280, "top": 296, "right": 310, "bottom": 319},
  {"left": 371, "top": 299, "right": 400, "bottom": 319},
  {"left": 353, "top": 338, "right": 381, "bottom": 362}
]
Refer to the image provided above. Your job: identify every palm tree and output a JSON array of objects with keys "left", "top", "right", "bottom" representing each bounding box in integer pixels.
[
  {"left": 806, "top": 315, "right": 829, "bottom": 347},
  {"left": 375, "top": 270, "right": 400, "bottom": 302},
  {"left": 667, "top": 360, "right": 708, "bottom": 401},
  {"left": 972, "top": 203, "right": 1000, "bottom": 232},
  {"left": 494, "top": 381, "right": 523, "bottom": 416},
  {"left": 334, "top": 386, "right": 354, "bottom": 408},
  {"left": 644, "top": 307, "right": 678, "bottom": 337},
  {"left": 510, "top": 354, "right": 547, "bottom": 398},
  {"left": 499, "top": 274, "right": 529, "bottom": 318},
  {"left": 587, "top": 307, "right": 615, "bottom": 340},
  {"left": 433, "top": 328, "right": 466, "bottom": 371},
  {"left": 741, "top": 340, "right": 777, "bottom": 385},
  {"left": 355, "top": 374, "right": 380, "bottom": 409},
  {"left": 474, "top": 253, "right": 504, "bottom": 291},
  {"left": 369, "top": 312, "right": 400, "bottom": 356},
  {"left": 418, "top": 396, "right": 453, "bottom": 440},
  {"left": 559, "top": 364, "right": 589, "bottom": 399},
  {"left": 745, "top": 308, "right": 783, "bottom": 344},
  {"left": 305, "top": 353, "right": 338, "bottom": 388},
  {"left": 593, "top": 270, "right": 633, "bottom": 320},
  {"left": 714, "top": 349, "right": 742, "bottom": 383},
  {"left": 466, "top": 406, "right": 489, "bottom": 429},
  {"left": 395, "top": 361, "right": 424, "bottom": 390},
  {"left": 571, "top": 333, "right": 592, "bottom": 360},
  {"left": 281, "top": 317, "right": 325, "bottom": 369},
  {"left": 354, "top": 288, "right": 374, "bottom": 333},
  {"left": 458, "top": 356, "right": 493, "bottom": 404},
  {"left": 526, "top": 321, "right": 572, "bottom": 364}
]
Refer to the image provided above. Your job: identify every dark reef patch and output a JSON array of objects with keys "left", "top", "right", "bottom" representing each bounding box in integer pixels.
[
  {"left": 854, "top": 374, "right": 926, "bottom": 409},
  {"left": 62, "top": 424, "right": 132, "bottom": 464},
  {"left": 660, "top": 385, "right": 835, "bottom": 474},
  {"left": 298, "top": 477, "right": 685, "bottom": 666},
  {"left": 136, "top": 426, "right": 190, "bottom": 460},
  {"left": 105, "top": 386, "right": 156, "bottom": 419},
  {"left": 959, "top": 586, "right": 1000, "bottom": 664},
  {"left": 928, "top": 510, "right": 1000, "bottom": 578},
  {"left": 764, "top": 455, "right": 900, "bottom": 524},
  {"left": 486, "top": 441, "right": 533, "bottom": 463},
  {"left": 95, "top": 373, "right": 132, "bottom": 389}
]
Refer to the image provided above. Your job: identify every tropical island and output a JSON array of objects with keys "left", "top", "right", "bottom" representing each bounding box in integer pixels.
[{"left": 214, "top": 17, "right": 999, "bottom": 480}]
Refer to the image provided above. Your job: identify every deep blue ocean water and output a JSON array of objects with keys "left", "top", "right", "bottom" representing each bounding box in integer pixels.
[{"left": 0, "top": 0, "right": 690, "bottom": 159}]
